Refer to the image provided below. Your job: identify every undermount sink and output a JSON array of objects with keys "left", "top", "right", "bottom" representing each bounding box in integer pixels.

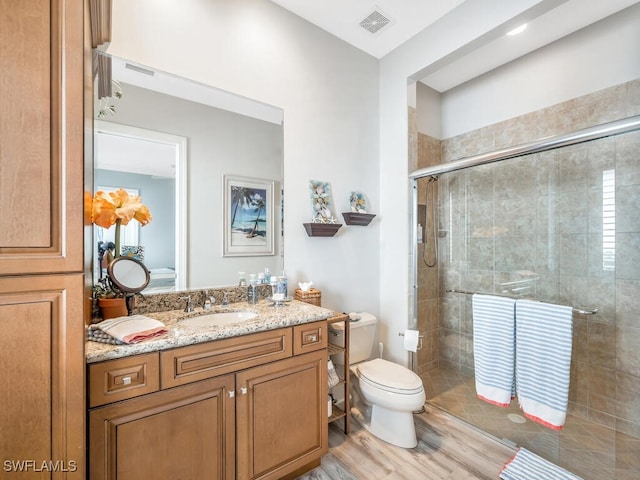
[{"left": 180, "top": 310, "right": 258, "bottom": 327}]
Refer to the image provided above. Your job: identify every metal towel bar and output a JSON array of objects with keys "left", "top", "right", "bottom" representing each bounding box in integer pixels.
[{"left": 445, "top": 289, "right": 598, "bottom": 316}]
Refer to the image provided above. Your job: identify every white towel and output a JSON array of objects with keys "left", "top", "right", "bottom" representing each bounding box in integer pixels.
[
  {"left": 472, "top": 294, "right": 516, "bottom": 407},
  {"left": 87, "top": 315, "right": 168, "bottom": 344},
  {"left": 500, "top": 447, "right": 583, "bottom": 480},
  {"left": 515, "top": 299, "right": 573, "bottom": 429}
]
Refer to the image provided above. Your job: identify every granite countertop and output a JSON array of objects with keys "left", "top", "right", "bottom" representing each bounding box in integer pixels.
[{"left": 86, "top": 299, "right": 334, "bottom": 364}]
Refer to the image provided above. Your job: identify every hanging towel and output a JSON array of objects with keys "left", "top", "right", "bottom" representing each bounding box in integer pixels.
[
  {"left": 472, "top": 294, "right": 516, "bottom": 407},
  {"left": 87, "top": 315, "right": 168, "bottom": 345},
  {"left": 515, "top": 299, "right": 573, "bottom": 429},
  {"left": 500, "top": 447, "right": 583, "bottom": 480}
]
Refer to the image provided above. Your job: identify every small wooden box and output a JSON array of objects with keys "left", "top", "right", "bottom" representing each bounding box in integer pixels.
[{"left": 295, "top": 288, "right": 322, "bottom": 306}]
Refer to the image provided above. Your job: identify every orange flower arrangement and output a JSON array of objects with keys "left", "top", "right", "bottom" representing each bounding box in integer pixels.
[{"left": 91, "top": 189, "right": 152, "bottom": 258}]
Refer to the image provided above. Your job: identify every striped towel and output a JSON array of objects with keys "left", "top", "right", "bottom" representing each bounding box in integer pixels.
[
  {"left": 472, "top": 294, "right": 516, "bottom": 407},
  {"left": 500, "top": 447, "right": 583, "bottom": 480},
  {"left": 87, "top": 315, "right": 168, "bottom": 345},
  {"left": 515, "top": 299, "right": 573, "bottom": 429}
]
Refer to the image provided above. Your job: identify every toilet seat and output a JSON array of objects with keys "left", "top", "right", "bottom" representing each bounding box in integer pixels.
[{"left": 356, "top": 358, "right": 424, "bottom": 395}]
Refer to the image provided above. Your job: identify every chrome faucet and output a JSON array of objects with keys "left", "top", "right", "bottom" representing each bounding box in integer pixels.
[{"left": 180, "top": 295, "right": 193, "bottom": 313}]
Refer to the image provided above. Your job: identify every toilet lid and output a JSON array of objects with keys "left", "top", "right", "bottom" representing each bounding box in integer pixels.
[{"left": 357, "top": 358, "right": 424, "bottom": 394}]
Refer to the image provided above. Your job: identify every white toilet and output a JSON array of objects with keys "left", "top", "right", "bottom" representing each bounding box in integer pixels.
[{"left": 331, "top": 313, "right": 425, "bottom": 448}]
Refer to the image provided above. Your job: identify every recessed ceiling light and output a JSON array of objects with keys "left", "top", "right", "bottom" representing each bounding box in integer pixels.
[{"left": 507, "top": 24, "right": 527, "bottom": 36}]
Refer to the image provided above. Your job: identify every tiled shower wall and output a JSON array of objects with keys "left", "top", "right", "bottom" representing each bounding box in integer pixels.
[
  {"left": 409, "top": 114, "right": 442, "bottom": 373},
  {"left": 412, "top": 79, "right": 640, "bottom": 437}
]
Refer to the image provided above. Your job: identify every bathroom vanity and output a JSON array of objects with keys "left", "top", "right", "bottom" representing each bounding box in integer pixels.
[{"left": 86, "top": 300, "right": 333, "bottom": 480}]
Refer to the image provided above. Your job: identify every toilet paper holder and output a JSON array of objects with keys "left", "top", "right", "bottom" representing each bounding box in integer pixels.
[{"left": 398, "top": 331, "right": 424, "bottom": 350}]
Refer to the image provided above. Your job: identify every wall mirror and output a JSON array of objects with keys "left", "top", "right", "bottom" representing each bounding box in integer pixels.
[{"left": 94, "top": 55, "right": 284, "bottom": 293}]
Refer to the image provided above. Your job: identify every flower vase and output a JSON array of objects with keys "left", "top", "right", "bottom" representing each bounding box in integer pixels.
[{"left": 98, "top": 297, "right": 127, "bottom": 320}]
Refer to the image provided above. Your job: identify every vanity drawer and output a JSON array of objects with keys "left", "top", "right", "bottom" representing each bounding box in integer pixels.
[
  {"left": 161, "top": 328, "right": 293, "bottom": 388},
  {"left": 88, "top": 352, "right": 160, "bottom": 408},
  {"left": 293, "top": 321, "right": 328, "bottom": 355}
]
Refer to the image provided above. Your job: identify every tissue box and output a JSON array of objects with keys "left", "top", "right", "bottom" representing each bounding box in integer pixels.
[{"left": 294, "top": 288, "right": 321, "bottom": 306}]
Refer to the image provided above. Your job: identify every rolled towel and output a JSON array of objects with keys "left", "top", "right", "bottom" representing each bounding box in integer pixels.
[
  {"left": 472, "top": 294, "right": 516, "bottom": 407},
  {"left": 87, "top": 315, "right": 168, "bottom": 344}
]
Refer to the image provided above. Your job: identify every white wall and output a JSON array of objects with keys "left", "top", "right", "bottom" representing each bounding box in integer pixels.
[
  {"left": 109, "top": 0, "right": 380, "bottom": 313},
  {"left": 440, "top": 3, "right": 640, "bottom": 138},
  {"left": 416, "top": 83, "right": 442, "bottom": 139}
]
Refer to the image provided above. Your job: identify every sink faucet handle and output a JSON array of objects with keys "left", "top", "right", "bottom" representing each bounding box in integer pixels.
[
  {"left": 179, "top": 295, "right": 193, "bottom": 313},
  {"left": 203, "top": 291, "right": 215, "bottom": 310}
]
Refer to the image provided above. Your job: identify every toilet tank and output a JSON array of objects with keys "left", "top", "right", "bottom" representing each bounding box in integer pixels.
[{"left": 329, "top": 312, "right": 377, "bottom": 365}]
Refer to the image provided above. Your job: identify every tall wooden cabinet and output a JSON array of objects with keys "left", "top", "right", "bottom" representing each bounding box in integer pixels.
[{"left": 0, "top": 0, "right": 86, "bottom": 476}]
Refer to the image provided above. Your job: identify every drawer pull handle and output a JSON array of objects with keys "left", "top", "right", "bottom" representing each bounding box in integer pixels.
[
  {"left": 228, "top": 390, "right": 235, "bottom": 398},
  {"left": 122, "top": 376, "right": 132, "bottom": 385},
  {"left": 240, "top": 387, "right": 248, "bottom": 395},
  {"left": 306, "top": 334, "right": 318, "bottom": 342}
]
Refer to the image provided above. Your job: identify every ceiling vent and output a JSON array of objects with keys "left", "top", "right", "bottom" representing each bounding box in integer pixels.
[{"left": 359, "top": 8, "right": 392, "bottom": 35}]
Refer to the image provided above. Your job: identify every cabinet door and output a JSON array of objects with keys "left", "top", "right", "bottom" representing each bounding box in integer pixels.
[
  {"left": 0, "top": 274, "right": 85, "bottom": 478},
  {"left": 236, "top": 349, "right": 328, "bottom": 480},
  {"left": 0, "top": 0, "right": 84, "bottom": 275},
  {"left": 89, "top": 375, "right": 235, "bottom": 480}
]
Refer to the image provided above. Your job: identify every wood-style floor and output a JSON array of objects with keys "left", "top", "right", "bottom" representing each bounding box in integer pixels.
[{"left": 299, "top": 405, "right": 516, "bottom": 479}]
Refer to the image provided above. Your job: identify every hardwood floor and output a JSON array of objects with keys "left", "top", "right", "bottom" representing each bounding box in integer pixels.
[{"left": 298, "top": 405, "right": 516, "bottom": 479}]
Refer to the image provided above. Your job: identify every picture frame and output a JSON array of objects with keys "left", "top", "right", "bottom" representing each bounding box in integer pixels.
[{"left": 223, "top": 175, "right": 274, "bottom": 256}]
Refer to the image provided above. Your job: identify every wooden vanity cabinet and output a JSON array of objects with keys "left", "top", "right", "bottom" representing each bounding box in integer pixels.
[
  {"left": 89, "top": 374, "right": 236, "bottom": 480},
  {"left": 88, "top": 321, "right": 328, "bottom": 480},
  {"left": 236, "top": 348, "right": 328, "bottom": 480}
]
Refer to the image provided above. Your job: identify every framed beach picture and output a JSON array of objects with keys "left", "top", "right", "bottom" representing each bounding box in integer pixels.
[{"left": 223, "top": 175, "right": 274, "bottom": 256}]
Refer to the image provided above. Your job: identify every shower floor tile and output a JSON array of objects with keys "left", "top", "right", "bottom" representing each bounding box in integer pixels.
[{"left": 421, "top": 365, "right": 639, "bottom": 480}]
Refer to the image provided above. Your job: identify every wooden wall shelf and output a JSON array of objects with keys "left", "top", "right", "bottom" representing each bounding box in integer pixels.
[
  {"left": 341, "top": 212, "right": 375, "bottom": 226},
  {"left": 303, "top": 223, "right": 342, "bottom": 237}
]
